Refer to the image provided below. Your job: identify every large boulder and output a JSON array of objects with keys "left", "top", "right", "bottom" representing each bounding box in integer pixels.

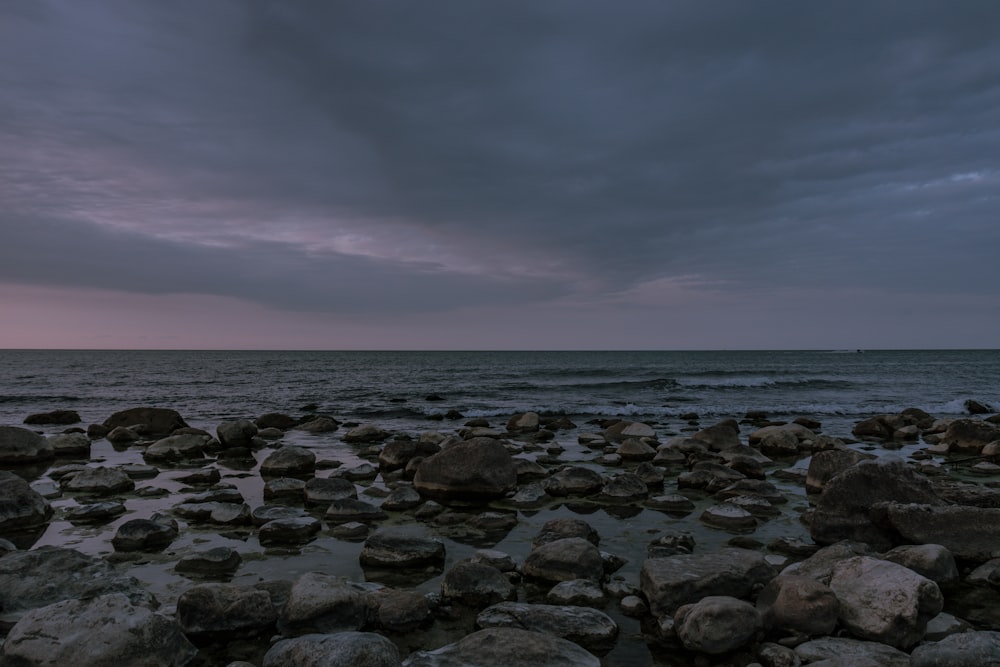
[
  {"left": 402, "top": 627, "right": 600, "bottom": 667},
  {"left": 0, "top": 426, "right": 54, "bottom": 464},
  {"left": 0, "top": 546, "right": 154, "bottom": 619},
  {"left": 260, "top": 446, "right": 316, "bottom": 477},
  {"left": 216, "top": 419, "right": 258, "bottom": 448},
  {"left": 942, "top": 419, "right": 1000, "bottom": 453},
  {"left": 0, "top": 470, "right": 53, "bottom": 534},
  {"left": 829, "top": 556, "right": 943, "bottom": 649},
  {"left": 692, "top": 420, "right": 742, "bottom": 451},
  {"left": 264, "top": 632, "right": 401, "bottom": 667},
  {"left": 809, "top": 458, "right": 942, "bottom": 549},
  {"left": 805, "top": 448, "right": 875, "bottom": 494},
  {"left": 343, "top": 423, "right": 390, "bottom": 443},
  {"left": 674, "top": 595, "right": 761, "bottom": 655},
  {"left": 175, "top": 583, "right": 277, "bottom": 639},
  {"left": 2, "top": 594, "right": 195, "bottom": 666},
  {"left": 413, "top": 437, "right": 516, "bottom": 501},
  {"left": 640, "top": 548, "right": 776, "bottom": 617},
  {"left": 911, "top": 630, "right": 1000, "bottom": 667},
  {"left": 873, "top": 503, "right": 1000, "bottom": 562},
  {"left": 476, "top": 602, "right": 619, "bottom": 653},
  {"left": 277, "top": 572, "right": 377, "bottom": 637},
  {"left": 103, "top": 407, "right": 188, "bottom": 437},
  {"left": 506, "top": 411, "right": 540, "bottom": 433}
]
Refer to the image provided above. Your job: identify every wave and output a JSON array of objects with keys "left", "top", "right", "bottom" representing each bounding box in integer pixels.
[
  {"left": 677, "top": 377, "right": 854, "bottom": 390},
  {"left": 0, "top": 394, "right": 81, "bottom": 404}
]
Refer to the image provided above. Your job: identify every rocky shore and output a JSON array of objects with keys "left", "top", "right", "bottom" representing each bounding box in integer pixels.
[{"left": 2, "top": 402, "right": 1000, "bottom": 665}]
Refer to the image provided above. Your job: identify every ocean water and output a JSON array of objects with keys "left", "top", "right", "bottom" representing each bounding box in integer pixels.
[{"left": 1, "top": 349, "right": 997, "bottom": 434}]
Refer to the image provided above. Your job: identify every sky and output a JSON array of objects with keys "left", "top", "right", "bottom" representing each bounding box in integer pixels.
[{"left": 1, "top": 1, "right": 998, "bottom": 350}]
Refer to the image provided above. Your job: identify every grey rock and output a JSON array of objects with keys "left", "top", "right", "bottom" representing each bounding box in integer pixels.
[
  {"left": 176, "top": 583, "right": 276, "bottom": 638},
  {"left": 343, "top": 423, "right": 390, "bottom": 443},
  {"left": 805, "top": 448, "right": 875, "bottom": 494},
  {"left": 756, "top": 574, "right": 839, "bottom": 637},
  {"left": 402, "top": 627, "right": 600, "bottom": 667},
  {"left": 260, "top": 446, "right": 316, "bottom": 477},
  {"left": 794, "top": 637, "right": 912, "bottom": 667},
  {"left": 875, "top": 503, "right": 1000, "bottom": 562},
  {"left": 547, "top": 579, "right": 606, "bottom": 607},
  {"left": 143, "top": 434, "right": 210, "bottom": 462},
  {"left": 603, "top": 421, "right": 655, "bottom": 442},
  {"left": 112, "top": 514, "right": 179, "bottom": 552},
  {"left": 382, "top": 485, "right": 423, "bottom": 511},
  {"left": 61, "top": 466, "right": 134, "bottom": 494},
  {"left": 259, "top": 517, "right": 322, "bottom": 545},
  {"left": 295, "top": 416, "right": 339, "bottom": 433},
  {"left": 360, "top": 530, "right": 446, "bottom": 569},
  {"left": 441, "top": 560, "right": 515, "bottom": 608},
  {"left": 264, "top": 632, "right": 400, "bottom": 667},
  {"left": 477, "top": 602, "right": 619, "bottom": 653},
  {"left": 911, "top": 630, "right": 1000, "bottom": 667},
  {"left": 23, "top": 409, "right": 81, "bottom": 425},
  {"left": 277, "top": 572, "right": 377, "bottom": 636},
  {"left": 0, "top": 470, "right": 53, "bottom": 533},
  {"left": 599, "top": 472, "right": 648, "bottom": 502},
  {"left": 66, "top": 500, "right": 126, "bottom": 524},
  {"left": 175, "top": 546, "right": 242, "bottom": 576},
  {"left": 0, "top": 426, "right": 54, "bottom": 464},
  {"left": 413, "top": 437, "right": 517, "bottom": 501},
  {"left": 264, "top": 476, "right": 307, "bottom": 499},
  {"left": 47, "top": 432, "right": 91, "bottom": 456},
  {"left": 324, "top": 498, "right": 386, "bottom": 524},
  {"left": 103, "top": 407, "right": 188, "bottom": 437},
  {"left": 532, "top": 518, "right": 600, "bottom": 548},
  {"left": 524, "top": 537, "right": 604, "bottom": 584},
  {"left": 216, "top": 419, "right": 258, "bottom": 448},
  {"left": 884, "top": 543, "right": 960, "bottom": 584},
  {"left": 674, "top": 595, "right": 761, "bottom": 655},
  {"left": 542, "top": 466, "right": 604, "bottom": 497},
  {"left": 304, "top": 476, "right": 357, "bottom": 506}
]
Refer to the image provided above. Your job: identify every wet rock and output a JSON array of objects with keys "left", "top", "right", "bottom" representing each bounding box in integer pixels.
[
  {"left": 757, "top": 429, "right": 800, "bottom": 457},
  {"left": 251, "top": 505, "right": 308, "bottom": 526},
  {"left": 47, "top": 432, "right": 91, "bottom": 456},
  {"left": 599, "top": 472, "right": 648, "bottom": 502},
  {"left": 343, "top": 423, "right": 390, "bottom": 443},
  {"left": 852, "top": 415, "right": 897, "bottom": 441},
  {"left": 477, "top": 602, "right": 619, "bottom": 653},
  {"left": 259, "top": 516, "right": 322, "bottom": 545},
  {"left": 413, "top": 437, "right": 517, "bottom": 501},
  {"left": 107, "top": 426, "right": 140, "bottom": 444},
  {"left": 645, "top": 493, "right": 695, "bottom": 513},
  {"left": 66, "top": 500, "right": 126, "bottom": 524},
  {"left": 781, "top": 540, "right": 875, "bottom": 583},
  {"left": 217, "top": 419, "right": 258, "bottom": 448},
  {"left": 809, "top": 457, "right": 942, "bottom": 549},
  {"left": 911, "top": 630, "right": 1000, "bottom": 666},
  {"left": 120, "top": 463, "right": 159, "bottom": 479},
  {"left": 542, "top": 466, "right": 604, "bottom": 497},
  {"left": 700, "top": 503, "right": 757, "bottom": 531},
  {"left": 29, "top": 478, "right": 61, "bottom": 499},
  {"left": 829, "top": 555, "right": 943, "bottom": 649},
  {"left": 675, "top": 595, "right": 761, "bottom": 655},
  {"left": 277, "top": 572, "right": 377, "bottom": 636},
  {"left": 256, "top": 412, "right": 298, "bottom": 430},
  {"left": 304, "top": 476, "right": 357, "bottom": 506},
  {"left": 403, "top": 627, "right": 600, "bottom": 667},
  {"left": 260, "top": 446, "right": 316, "bottom": 477},
  {"left": 295, "top": 416, "right": 339, "bottom": 433},
  {"left": 616, "top": 438, "right": 656, "bottom": 461},
  {"left": 523, "top": 537, "right": 604, "bottom": 583},
  {"left": 943, "top": 418, "right": 1000, "bottom": 453},
  {"left": 794, "top": 636, "right": 912, "bottom": 667},
  {"left": 0, "top": 470, "right": 53, "bottom": 533},
  {"left": 692, "top": 420, "right": 742, "bottom": 451},
  {"left": 174, "top": 501, "right": 252, "bottom": 525},
  {"left": 264, "top": 631, "right": 399, "bottom": 667},
  {"left": 1, "top": 593, "right": 196, "bottom": 667},
  {"left": 143, "top": 434, "right": 211, "bottom": 463},
  {"left": 0, "top": 426, "right": 54, "bottom": 464},
  {"left": 374, "top": 588, "right": 432, "bottom": 633},
  {"left": 756, "top": 574, "right": 839, "bottom": 637},
  {"left": 883, "top": 543, "right": 959, "bottom": 585},
  {"left": 382, "top": 485, "right": 423, "bottom": 511},
  {"left": 325, "top": 498, "right": 387, "bottom": 524},
  {"left": 441, "top": 560, "right": 516, "bottom": 608},
  {"left": 547, "top": 579, "right": 605, "bottom": 607},
  {"left": 379, "top": 439, "right": 418, "bottom": 471},
  {"left": 874, "top": 503, "right": 1000, "bottom": 562},
  {"left": 24, "top": 409, "right": 81, "bottom": 425},
  {"left": 113, "top": 514, "right": 179, "bottom": 552},
  {"left": 176, "top": 546, "right": 242, "bottom": 576},
  {"left": 603, "top": 421, "right": 655, "bottom": 443},
  {"left": 330, "top": 521, "right": 370, "bottom": 540},
  {"left": 61, "top": 466, "right": 135, "bottom": 494},
  {"left": 360, "top": 530, "right": 446, "bottom": 569},
  {"left": 678, "top": 461, "right": 746, "bottom": 493},
  {"left": 103, "top": 407, "right": 188, "bottom": 437},
  {"left": 507, "top": 411, "right": 540, "bottom": 433},
  {"left": 805, "top": 448, "right": 875, "bottom": 494},
  {"left": 532, "top": 518, "right": 600, "bottom": 548},
  {"left": 264, "top": 476, "right": 307, "bottom": 499},
  {"left": 640, "top": 547, "right": 776, "bottom": 617},
  {"left": 176, "top": 583, "right": 277, "bottom": 639},
  {"left": 0, "top": 547, "right": 155, "bottom": 619},
  {"left": 509, "top": 481, "right": 550, "bottom": 507},
  {"left": 923, "top": 611, "right": 974, "bottom": 641}
]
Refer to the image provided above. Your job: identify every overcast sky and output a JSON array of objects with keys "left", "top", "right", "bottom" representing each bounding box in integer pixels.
[{"left": 1, "top": 1, "right": 998, "bottom": 349}]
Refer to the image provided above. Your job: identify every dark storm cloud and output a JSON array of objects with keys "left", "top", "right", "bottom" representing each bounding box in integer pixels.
[{"left": 2, "top": 0, "right": 999, "bottom": 313}]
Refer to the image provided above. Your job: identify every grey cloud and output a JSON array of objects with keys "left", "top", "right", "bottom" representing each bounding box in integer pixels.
[{"left": 1, "top": 0, "right": 998, "bottom": 314}]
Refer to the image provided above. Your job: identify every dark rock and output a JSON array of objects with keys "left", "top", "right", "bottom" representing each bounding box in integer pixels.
[
  {"left": 507, "top": 411, "right": 540, "bottom": 433},
  {"left": 295, "top": 416, "right": 339, "bottom": 433},
  {"left": 477, "top": 602, "right": 619, "bottom": 653},
  {"left": 542, "top": 466, "right": 604, "bottom": 497},
  {"left": 324, "top": 498, "right": 386, "bottom": 524},
  {"left": 112, "top": 514, "right": 179, "bottom": 552},
  {"left": 883, "top": 543, "right": 959, "bottom": 584},
  {"left": 263, "top": 631, "right": 400, "bottom": 667},
  {"left": 217, "top": 419, "right": 258, "bottom": 448},
  {"left": 359, "top": 530, "right": 446, "bottom": 569},
  {"left": 24, "top": 409, "right": 81, "bottom": 425},
  {"left": 599, "top": 473, "right": 648, "bottom": 502},
  {"left": 441, "top": 560, "right": 515, "bottom": 608},
  {"left": 795, "top": 637, "right": 911, "bottom": 667},
  {"left": 255, "top": 412, "right": 298, "bottom": 430},
  {"left": 106, "top": 425, "right": 140, "bottom": 444},
  {"left": 0, "top": 470, "right": 53, "bottom": 533},
  {"left": 382, "top": 485, "right": 423, "bottom": 511},
  {"left": 142, "top": 434, "right": 211, "bottom": 462},
  {"left": 603, "top": 421, "right": 655, "bottom": 442},
  {"left": 873, "top": 503, "right": 1000, "bottom": 562},
  {"left": 66, "top": 500, "right": 126, "bottom": 524},
  {"left": 966, "top": 399, "right": 994, "bottom": 415},
  {"left": 103, "top": 407, "right": 188, "bottom": 437},
  {"left": 532, "top": 518, "right": 600, "bottom": 548},
  {"left": 0, "top": 426, "right": 54, "bottom": 464},
  {"left": 852, "top": 415, "right": 896, "bottom": 441},
  {"left": 264, "top": 476, "right": 306, "bottom": 500},
  {"left": 805, "top": 448, "right": 875, "bottom": 494},
  {"left": 403, "top": 627, "right": 600, "bottom": 667},
  {"left": 343, "top": 423, "right": 390, "bottom": 443},
  {"left": 523, "top": 537, "right": 604, "bottom": 583},
  {"left": 276, "top": 572, "right": 376, "bottom": 636},
  {"left": 911, "top": 630, "right": 1000, "bottom": 666},
  {"left": 943, "top": 418, "right": 1000, "bottom": 453},
  {"left": 374, "top": 589, "right": 432, "bottom": 633},
  {"left": 304, "top": 476, "right": 357, "bottom": 506},
  {"left": 379, "top": 439, "right": 418, "bottom": 471},
  {"left": 547, "top": 579, "right": 605, "bottom": 607},
  {"left": 45, "top": 432, "right": 90, "bottom": 457},
  {"left": 176, "top": 583, "right": 277, "bottom": 639},
  {"left": 675, "top": 595, "right": 761, "bottom": 655},
  {"left": 692, "top": 420, "right": 742, "bottom": 451},
  {"left": 1, "top": 593, "right": 196, "bottom": 666},
  {"left": 413, "top": 437, "right": 517, "bottom": 501},
  {"left": 259, "top": 517, "right": 322, "bottom": 545},
  {"left": 175, "top": 546, "right": 242, "bottom": 576},
  {"left": 757, "top": 574, "right": 839, "bottom": 637},
  {"left": 260, "top": 446, "right": 316, "bottom": 477},
  {"left": 62, "top": 466, "right": 135, "bottom": 494}
]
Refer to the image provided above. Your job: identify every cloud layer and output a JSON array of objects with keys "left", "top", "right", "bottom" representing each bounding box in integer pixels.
[{"left": 2, "top": 1, "right": 998, "bottom": 347}]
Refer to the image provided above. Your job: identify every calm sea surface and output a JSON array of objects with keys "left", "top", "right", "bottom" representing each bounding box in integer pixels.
[{"left": 1, "top": 349, "right": 997, "bottom": 434}]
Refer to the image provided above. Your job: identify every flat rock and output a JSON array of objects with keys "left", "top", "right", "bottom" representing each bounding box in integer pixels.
[
  {"left": 477, "top": 602, "right": 619, "bottom": 653},
  {"left": 874, "top": 503, "right": 1000, "bottom": 562},
  {"left": 1, "top": 593, "right": 196, "bottom": 667},
  {"left": 260, "top": 446, "right": 317, "bottom": 477},
  {"left": 794, "top": 637, "right": 912, "bottom": 667},
  {"left": 402, "top": 627, "right": 600, "bottom": 667},
  {"left": 360, "top": 530, "right": 446, "bottom": 569},
  {"left": 542, "top": 466, "right": 604, "bottom": 497},
  {"left": 304, "top": 476, "right": 357, "bottom": 505},
  {"left": 143, "top": 434, "right": 210, "bottom": 463},
  {"left": 66, "top": 500, "right": 126, "bottom": 524},
  {"left": 911, "top": 630, "right": 1000, "bottom": 667},
  {"left": 113, "top": 514, "right": 179, "bottom": 552},
  {"left": 24, "top": 409, "right": 81, "bottom": 425},
  {"left": 264, "top": 632, "right": 400, "bottom": 667},
  {"left": 259, "top": 516, "right": 322, "bottom": 545},
  {"left": 48, "top": 432, "right": 91, "bottom": 456},
  {"left": 325, "top": 498, "right": 387, "bottom": 524},
  {"left": 61, "top": 466, "right": 135, "bottom": 494}
]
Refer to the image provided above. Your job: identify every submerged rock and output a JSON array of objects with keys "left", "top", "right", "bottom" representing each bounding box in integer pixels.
[{"left": 24, "top": 409, "right": 81, "bottom": 425}]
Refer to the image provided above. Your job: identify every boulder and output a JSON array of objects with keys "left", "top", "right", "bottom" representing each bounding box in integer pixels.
[
  {"left": 277, "top": 572, "right": 376, "bottom": 636},
  {"left": 809, "top": 457, "right": 942, "bottom": 549},
  {"left": 640, "top": 548, "right": 776, "bottom": 617},
  {"left": 379, "top": 439, "right": 419, "bottom": 471},
  {"left": 325, "top": 498, "right": 387, "bottom": 524},
  {"left": 255, "top": 412, "right": 298, "bottom": 430},
  {"left": 106, "top": 426, "right": 140, "bottom": 444},
  {"left": 0, "top": 426, "right": 54, "bottom": 464},
  {"left": 532, "top": 518, "right": 599, "bottom": 548},
  {"left": 441, "top": 560, "right": 516, "bottom": 608},
  {"left": 304, "top": 476, "right": 357, "bottom": 506},
  {"left": 359, "top": 530, "right": 446, "bottom": 569},
  {"left": 0, "top": 470, "right": 53, "bottom": 533},
  {"left": 507, "top": 411, "right": 540, "bottom": 433},
  {"left": 413, "top": 437, "right": 517, "bottom": 501},
  {"left": 756, "top": 574, "right": 839, "bottom": 637},
  {"left": 674, "top": 595, "right": 761, "bottom": 655},
  {"left": 699, "top": 503, "right": 757, "bottom": 532},
  {"left": 295, "top": 416, "right": 339, "bottom": 433},
  {"left": 852, "top": 415, "right": 897, "bottom": 441},
  {"left": 112, "top": 514, "right": 179, "bottom": 552},
  {"left": 216, "top": 419, "right": 258, "bottom": 448},
  {"left": 66, "top": 500, "right": 126, "bottom": 524},
  {"left": 692, "top": 420, "right": 742, "bottom": 451},
  {"left": 259, "top": 517, "right": 322, "bottom": 545},
  {"left": 542, "top": 466, "right": 604, "bottom": 497},
  {"left": 874, "top": 503, "right": 1000, "bottom": 562},
  {"left": 795, "top": 637, "right": 912, "bottom": 667},
  {"left": 343, "top": 423, "right": 390, "bottom": 443},
  {"left": 805, "top": 448, "right": 875, "bottom": 494},
  {"left": 47, "top": 432, "right": 91, "bottom": 456},
  {"left": 103, "top": 407, "right": 188, "bottom": 437},
  {"left": 477, "top": 602, "right": 619, "bottom": 653},
  {"left": 142, "top": 434, "right": 211, "bottom": 462},
  {"left": 599, "top": 473, "right": 648, "bottom": 502},
  {"left": 264, "top": 632, "right": 400, "bottom": 667},
  {"left": 943, "top": 419, "right": 1000, "bottom": 453},
  {"left": 23, "top": 409, "right": 81, "bottom": 425},
  {"left": 547, "top": 579, "right": 606, "bottom": 607},
  {"left": 61, "top": 466, "right": 134, "bottom": 494},
  {"left": 523, "top": 537, "right": 604, "bottom": 583},
  {"left": 402, "top": 627, "right": 600, "bottom": 667},
  {"left": 1, "top": 593, "right": 196, "bottom": 667},
  {"left": 829, "top": 555, "right": 943, "bottom": 649},
  {"left": 0, "top": 546, "right": 154, "bottom": 618},
  {"left": 374, "top": 589, "right": 433, "bottom": 633},
  {"left": 750, "top": 423, "right": 817, "bottom": 445},
  {"left": 883, "top": 543, "right": 960, "bottom": 585},
  {"left": 176, "top": 583, "right": 277, "bottom": 639},
  {"left": 175, "top": 546, "right": 242, "bottom": 576},
  {"left": 382, "top": 485, "right": 423, "bottom": 511},
  {"left": 260, "top": 446, "right": 316, "bottom": 477},
  {"left": 911, "top": 630, "right": 1000, "bottom": 667},
  {"left": 616, "top": 438, "right": 657, "bottom": 461},
  {"left": 602, "top": 421, "right": 655, "bottom": 442}
]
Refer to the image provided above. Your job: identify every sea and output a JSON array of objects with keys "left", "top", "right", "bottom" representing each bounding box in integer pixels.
[{"left": 1, "top": 349, "right": 997, "bottom": 435}]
